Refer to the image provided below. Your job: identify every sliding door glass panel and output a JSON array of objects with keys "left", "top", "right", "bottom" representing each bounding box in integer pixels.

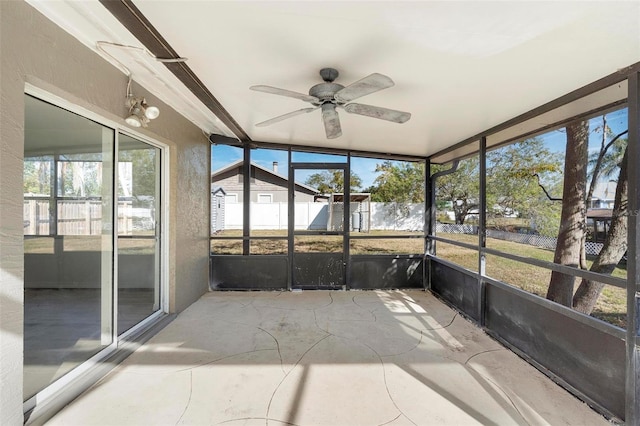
[
  {"left": 117, "top": 133, "right": 161, "bottom": 334},
  {"left": 23, "top": 95, "right": 114, "bottom": 400}
]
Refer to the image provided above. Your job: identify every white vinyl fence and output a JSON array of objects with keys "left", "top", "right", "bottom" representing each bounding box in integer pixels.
[{"left": 222, "top": 202, "right": 425, "bottom": 231}]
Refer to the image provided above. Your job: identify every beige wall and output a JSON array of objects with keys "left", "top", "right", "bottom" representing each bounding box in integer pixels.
[{"left": 0, "top": 1, "right": 210, "bottom": 423}]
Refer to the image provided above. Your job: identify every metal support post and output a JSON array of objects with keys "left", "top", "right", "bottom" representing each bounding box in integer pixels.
[
  {"left": 626, "top": 71, "right": 640, "bottom": 425},
  {"left": 344, "top": 154, "right": 351, "bottom": 290},
  {"left": 478, "top": 137, "right": 487, "bottom": 326},
  {"left": 242, "top": 143, "right": 251, "bottom": 255},
  {"left": 425, "top": 158, "right": 433, "bottom": 290},
  {"left": 287, "top": 149, "right": 294, "bottom": 291}
]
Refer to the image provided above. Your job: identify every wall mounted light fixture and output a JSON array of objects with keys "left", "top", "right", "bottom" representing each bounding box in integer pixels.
[
  {"left": 125, "top": 76, "right": 160, "bottom": 128},
  {"left": 95, "top": 41, "right": 187, "bottom": 128}
]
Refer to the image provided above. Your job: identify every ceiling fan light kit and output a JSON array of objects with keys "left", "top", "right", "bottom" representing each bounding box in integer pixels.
[{"left": 251, "top": 68, "right": 411, "bottom": 139}]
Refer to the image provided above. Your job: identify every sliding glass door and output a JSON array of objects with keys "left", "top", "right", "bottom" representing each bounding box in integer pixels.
[
  {"left": 23, "top": 94, "right": 164, "bottom": 401},
  {"left": 117, "top": 134, "right": 162, "bottom": 334},
  {"left": 23, "top": 95, "right": 115, "bottom": 400}
]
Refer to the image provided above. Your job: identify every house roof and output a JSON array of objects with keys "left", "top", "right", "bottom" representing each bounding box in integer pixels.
[
  {"left": 211, "top": 186, "right": 226, "bottom": 195},
  {"left": 28, "top": 1, "right": 640, "bottom": 160},
  {"left": 329, "top": 194, "right": 371, "bottom": 203},
  {"left": 587, "top": 208, "right": 613, "bottom": 219},
  {"left": 211, "top": 160, "right": 319, "bottom": 194}
]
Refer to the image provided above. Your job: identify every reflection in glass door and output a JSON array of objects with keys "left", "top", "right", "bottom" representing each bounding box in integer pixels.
[
  {"left": 23, "top": 95, "right": 115, "bottom": 400},
  {"left": 117, "top": 133, "right": 161, "bottom": 335}
]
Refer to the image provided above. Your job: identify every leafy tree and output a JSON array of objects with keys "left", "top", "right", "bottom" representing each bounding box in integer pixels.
[
  {"left": 546, "top": 120, "right": 589, "bottom": 307},
  {"left": 434, "top": 158, "right": 479, "bottom": 225},
  {"left": 486, "top": 139, "right": 562, "bottom": 234},
  {"left": 58, "top": 161, "right": 103, "bottom": 197},
  {"left": 587, "top": 115, "right": 627, "bottom": 187},
  {"left": 527, "top": 200, "right": 562, "bottom": 238},
  {"left": 119, "top": 147, "right": 158, "bottom": 199},
  {"left": 369, "top": 161, "right": 424, "bottom": 203},
  {"left": 304, "top": 169, "right": 361, "bottom": 194},
  {"left": 587, "top": 134, "right": 627, "bottom": 187},
  {"left": 429, "top": 139, "right": 561, "bottom": 227},
  {"left": 24, "top": 158, "right": 52, "bottom": 195}
]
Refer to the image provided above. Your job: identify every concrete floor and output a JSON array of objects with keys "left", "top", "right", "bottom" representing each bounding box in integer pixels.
[{"left": 46, "top": 290, "right": 608, "bottom": 425}]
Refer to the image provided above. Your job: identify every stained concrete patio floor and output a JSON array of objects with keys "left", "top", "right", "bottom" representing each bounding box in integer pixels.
[{"left": 46, "top": 290, "right": 608, "bottom": 425}]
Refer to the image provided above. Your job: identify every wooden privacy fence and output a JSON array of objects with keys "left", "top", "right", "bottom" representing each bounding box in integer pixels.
[{"left": 23, "top": 198, "right": 153, "bottom": 235}]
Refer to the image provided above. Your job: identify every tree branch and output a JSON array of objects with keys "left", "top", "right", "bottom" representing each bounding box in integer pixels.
[
  {"left": 602, "top": 129, "right": 628, "bottom": 155},
  {"left": 586, "top": 129, "right": 628, "bottom": 203},
  {"left": 533, "top": 173, "right": 562, "bottom": 201}
]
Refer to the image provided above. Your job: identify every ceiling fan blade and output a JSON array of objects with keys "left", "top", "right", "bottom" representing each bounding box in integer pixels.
[
  {"left": 334, "top": 73, "right": 394, "bottom": 103},
  {"left": 250, "top": 85, "right": 319, "bottom": 103},
  {"left": 321, "top": 104, "right": 342, "bottom": 139},
  {"left": 255, "top": 107, "right": 318, "bottom": 127},
  {"left": 343, "top": 103, "right": 411, "bottom": 123}
]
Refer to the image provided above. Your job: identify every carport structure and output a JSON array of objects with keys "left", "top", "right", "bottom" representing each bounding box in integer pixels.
[{"left": 1, "top": 1, "right": 639, "bottom": 425}]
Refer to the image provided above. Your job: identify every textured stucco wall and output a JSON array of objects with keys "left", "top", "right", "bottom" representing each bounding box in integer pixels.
[{"left": 0, "top": 2, "right": 209, "bottom": 423}]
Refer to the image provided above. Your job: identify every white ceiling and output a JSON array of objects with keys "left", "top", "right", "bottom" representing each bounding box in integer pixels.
[{"left": 28, "top": 1, "right": 640, "bottom": 158}]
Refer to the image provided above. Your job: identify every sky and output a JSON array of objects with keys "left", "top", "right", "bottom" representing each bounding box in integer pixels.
[
  {"left": 212, "top": 107, "right": 629, "bottom": 189},
  {"left": 537, "top": 107, "right": 628, "bottom": 155},
  {"left": 211, "top": 145, "right": 388, "bottom": 189}
]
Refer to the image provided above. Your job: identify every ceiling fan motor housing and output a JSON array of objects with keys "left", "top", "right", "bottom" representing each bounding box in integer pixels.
[{"left": 309, "top": 82, "right": 345, "bottom": 104}]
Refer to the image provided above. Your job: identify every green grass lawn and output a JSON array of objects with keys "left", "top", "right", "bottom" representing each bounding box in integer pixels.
[
  {"left": 211, "top": 230, "right": 425, "bottom": 255},
  {"left": 436, "top": 232, "right": 627, "bottom": 328}
]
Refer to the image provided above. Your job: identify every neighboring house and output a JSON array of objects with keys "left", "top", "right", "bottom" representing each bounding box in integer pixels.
[
  {"left": 589, "top": 180, "right": 618, "bottom": 209},
  {"left": 211, "top": 160, "right": 319, "bottom": 203},
  {"left": 587, "top": 181, "right": 621, "bottom": 242}
]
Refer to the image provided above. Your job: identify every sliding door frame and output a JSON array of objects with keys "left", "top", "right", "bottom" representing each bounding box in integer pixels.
[{"left": 23, "top": 83, "right": 170, "bottom": 413}]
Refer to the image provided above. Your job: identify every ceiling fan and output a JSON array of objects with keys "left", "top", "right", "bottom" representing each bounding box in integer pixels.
[{"left": 250, "top": 68, "right": 411, "bottom": 139}]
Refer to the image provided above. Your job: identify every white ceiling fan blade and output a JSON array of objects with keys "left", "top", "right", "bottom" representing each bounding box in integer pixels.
[
  {"left": 250, "top": 85, "right": 319, "bottom": 103},
  {"left": 343, "top": 103, "right": 411, "bottom": 123},
  {"left": 255, "top": 107, "right": 318, "bottom": 127},
  {"left": 321, "top": 104, "right": 342, "bottom": 139},
  {"left": 334, "top": 73, "right": 394, "bottom": 103}
]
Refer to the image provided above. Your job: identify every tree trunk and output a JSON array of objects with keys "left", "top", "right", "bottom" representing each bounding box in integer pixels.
[
  {"left": 573, "top": 147, "right": 628, "bottom": 314},
  {"left": 454, "top": 201, "right": 467, "bottom": 225},
  {"left": 546, "top": 120, "right": 589, "bottom": 306}
]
